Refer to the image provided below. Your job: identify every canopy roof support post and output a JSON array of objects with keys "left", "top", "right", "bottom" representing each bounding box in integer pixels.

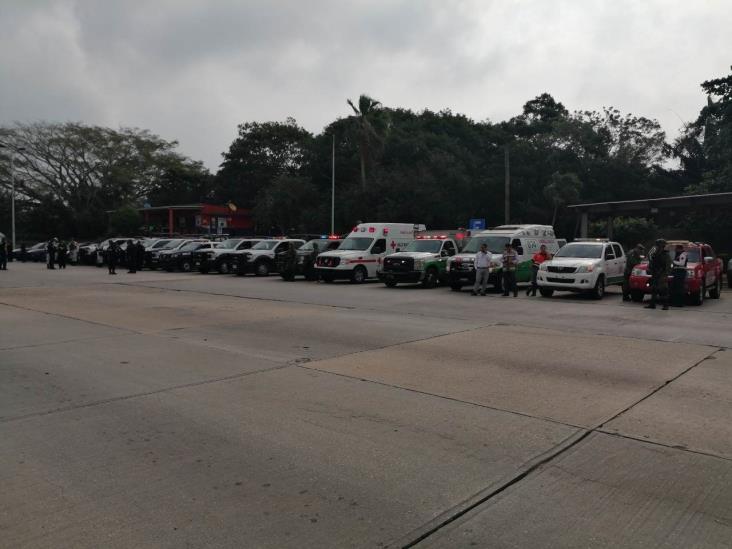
[{"left": 580, "top": 211, "right": 588, "bottom": 238}]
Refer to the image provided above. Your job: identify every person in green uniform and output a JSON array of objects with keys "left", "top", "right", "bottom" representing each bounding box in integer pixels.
[
  {"left": 645, "top": 239, "right": 670, "bottom": 310},
  {"left": 622, "top": 243, "right": 645, "bottom": 301}
]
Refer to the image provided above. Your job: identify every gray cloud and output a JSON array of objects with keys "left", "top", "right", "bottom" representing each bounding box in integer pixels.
[{"left": 1, "top": 0, "right": 730, "bottom": 169}]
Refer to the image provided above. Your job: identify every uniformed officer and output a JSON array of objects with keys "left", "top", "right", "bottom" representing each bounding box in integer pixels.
[
  {"left": 282, "top": 242, "right": 298, "bottom": 280},
  {"left": 671, "top": 244, "right": 688, "bottom": 307},
  {"left": 135, "top": 240, "right": 146, "bottom": 271},
  {"left": 501, "top": 243, "right": 519, "bottom": 297},
  {"left": 46, "top": 239, "right": 57, "bottom": 269},
  {"left": 0, "top": 238, "right": 7, "bottom": 270},
  {"left": 126, "top": 240, "right": 137, "bottom": 273},
  {"left": 107, "top": 241, "right": 119, "bottom": 275},
  {"left": 622, "top": 243, "right": 645, "bottom": 301},
  {"left": 307, "top": 242, "right": 320, "bottom": 280},
  {"left": 645, "top": 238, "right": 670, "bottom": 310}
]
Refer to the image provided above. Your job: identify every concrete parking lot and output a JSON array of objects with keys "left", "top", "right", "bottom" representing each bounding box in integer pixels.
[{"left": 1, "top": 263, "right": 731, "bottom": 548}]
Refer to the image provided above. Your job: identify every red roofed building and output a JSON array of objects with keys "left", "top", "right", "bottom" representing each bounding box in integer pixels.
[{"left": 138, "top": 203, "right": 254, "bottom": 235}]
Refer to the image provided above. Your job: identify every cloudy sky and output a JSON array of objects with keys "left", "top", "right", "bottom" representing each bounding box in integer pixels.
[{"left": 1, "top": 0, "right": 730, "bottom": 170}]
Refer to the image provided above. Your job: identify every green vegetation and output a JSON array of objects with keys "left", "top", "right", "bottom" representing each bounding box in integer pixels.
[{"left": 1, "top": 67, "right": 731, "bottom": 248}]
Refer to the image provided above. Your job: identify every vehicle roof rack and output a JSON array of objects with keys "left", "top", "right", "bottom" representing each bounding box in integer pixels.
[{"left": 574, "top": 238, "right": 609, "bottom": 242}]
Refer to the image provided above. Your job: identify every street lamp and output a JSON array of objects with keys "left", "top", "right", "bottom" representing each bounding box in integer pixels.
[{"left": 0, "top": 143, "right": 26, "bottom": 250}]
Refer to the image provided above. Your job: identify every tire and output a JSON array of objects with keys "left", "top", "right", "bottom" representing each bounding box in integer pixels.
[
  {"left": 254, "top": 260, "right": 270, "bottom": 277},
  {"left": 350, "top": 266, "right": 367, "bottom": 284},
  {"left": 539, "top": 288, "right": 554, "bottom": 298},
  {"left": 280, "top": 270, "right": 295, "bottom": 282},
  {"left": 181, "top": 261, "right": 192, "bottom": 273},
  {"left": 322, "top": 274, "right": 334, "bottom": 283},
  {"left": 217, "top": 261, "right": 230, "bottom": 275},
  {"left": 450, "top": 282, "right": 463, "bottom": 291},
  {"left": 728, "top": 273, "right": 732, "bottom": 289},
  {"left": 691, "top": 288, "right": 704, "bottom": 306},
  {"left": 709, "top": 278, "right": 721, "bottom": 299},
  {"left": 630, "top": 290, "right": 644, "bottom": 303},
  {"left": 422, "top": 267, "right": 438, "bottom": 289},
  {"left": 198, "top": 266, "right": 209, "bottom": 274},
  {"left": 590, "top": 276, "right": 605, "bottom": 300},
  {"left": 384, "top": 280, "right": 398, "bottom": 288}
]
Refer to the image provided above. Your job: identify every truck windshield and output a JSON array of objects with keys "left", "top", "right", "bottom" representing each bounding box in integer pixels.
[
  {"left": 162, "top": 239, "right": 184, "bottom": 249},
  {"left": 301, "top": 239, "right": 328, "bottom": 251},
  {"left": 338, "top": 238, "right": 373, "bottom": 251},
  {"left": 251, "top": 240, "right": 280, "bottom": 250},
  {"left": 218, "top": 239, "right": 242, "bottom": 249},
  {"left": 555, "top": 244, "right": 603, "bottom": 258},
  {"left": 151, "top": 240, "right": 171, "bottom": 249},
  {"left": 463, "top": 236, "right": 510, "bottom": 253},
  {"left": 179, "top": 242, "right": 204, "bottom": 252},
  {"left": 405, "top": 240, "right": 442, "bottom": 253}
]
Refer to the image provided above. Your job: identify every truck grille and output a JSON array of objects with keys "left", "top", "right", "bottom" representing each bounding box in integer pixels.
[
  {"left": 383, "top": 257, "right": 414, "bottom": 272},
  {"left": 546, "top": 277, "right": 575, "bottom": 283},
  {"left": 547, "top": 266, "right": 576, "bottom": 274},
  {"left": 317, "top": 256, "right": 340, "bottom": 268}
]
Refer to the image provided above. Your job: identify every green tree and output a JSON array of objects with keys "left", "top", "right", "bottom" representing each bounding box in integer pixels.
[
  {"left": 252, "top": 175, "right": 319, "bottom": 235},
  {"left": 108, "top": 206, "right": 143, "bottom": 235},
  {"left": 214, "top": 118, "right": 312, "bottom": 208},
  {"left": 543, "top": 172, "right": 581, "bottom": 226},
  {"left": 347, "top": 94, "right": 387, "bottom": 190}
]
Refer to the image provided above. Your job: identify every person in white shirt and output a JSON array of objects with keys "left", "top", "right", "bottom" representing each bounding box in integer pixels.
[
  {"left": 671, "top": 244, "right": 688, "bottom": 307},
  {"left": 472, "top": 243, "right": 492, "bottom": 296}
]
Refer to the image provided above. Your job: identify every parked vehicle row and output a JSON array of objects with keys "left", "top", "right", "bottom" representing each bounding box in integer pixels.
[{"left": 20, "top": 223, "right": 728, "bottom": 306}]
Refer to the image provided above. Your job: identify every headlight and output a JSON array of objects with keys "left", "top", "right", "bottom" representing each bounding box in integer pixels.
[
  {"left": 539, "top": 263, "right": 548, "bottom": 271},
  {"left": 632, "top": 268, "right": 646, "bottom": 276},
  {"left": 297, "top": 256, "right": 305, "bottom": 264},
  {"left": 414, "top": 259, "right": 425, "bottom": 270},
  {"left": 576, "top": 264, "right": 595, "bottom": 273}
]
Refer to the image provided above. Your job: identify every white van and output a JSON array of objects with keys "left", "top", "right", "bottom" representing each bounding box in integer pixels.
[
  {"left": 315, "top": 222, "right": 419, "bottom": 283},
  {"left": 446, "top": 224, "right": 561, "bottom": 292}
]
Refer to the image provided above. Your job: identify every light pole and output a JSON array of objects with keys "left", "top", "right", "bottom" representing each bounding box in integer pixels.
[
  {"left": 0, "top": 143, "right": 26, "bottom": 250},
  {"left": 331, "top": 134, "right": 335, "bottom": 235}
]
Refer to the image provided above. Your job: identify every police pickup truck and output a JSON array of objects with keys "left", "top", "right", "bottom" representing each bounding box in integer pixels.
[
  {"left": 277, "top": 237, "right": 343, "bottom": 281},
  {"left": 234, "top": 239, "right": 306, "bottom": 276},
  {"left": 377, "top": 235, "right": 458, "bottom": 288},
  {"left": 194, "top": 238, "right": 261, "bottom": 274}
]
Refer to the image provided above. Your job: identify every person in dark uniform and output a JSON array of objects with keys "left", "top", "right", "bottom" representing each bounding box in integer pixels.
[
  {"left": 671, "top": 244, "right": 688, "bottom": 307},
  {"left": 19, "top": 243, "right": 27, "bottom": 262},
  {"left": 126, "top": 240, "right": 137, "bottom": 273},
  {"left": 306, "top": 241, "right": 320, "bottom": 280},
  {"left": 622, "top": 243, "right": 645, "bottom": 301},
  {"left": 645, "top": 239, "right": 670, "bottom": 310},
  {"left": 47, "top": 239, "right": 57, "bottom": 269},
  {"left": 135, "top": 240, "right": 146, "bottom": 271},
  {"left": 57, "top": 241, "right": 68, "bottom": 269},
  {"left": 0, "top": 238, "right": 7, "bottom": 270},
  {"left": 107, "top": 241, "right": 119, "bottom": 274}
]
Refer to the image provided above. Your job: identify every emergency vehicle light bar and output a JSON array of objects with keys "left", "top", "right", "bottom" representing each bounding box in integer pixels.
[
  {"left": 575, "top": 238, "right": 609, "bottom": 242},
  {"left": 416, "top": 235, "right": 448, "bottom": 239}
]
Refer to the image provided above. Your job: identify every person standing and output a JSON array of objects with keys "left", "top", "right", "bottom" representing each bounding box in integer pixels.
[
  {"left": 135, "top": 240, "right": 146, "bottom": 271},
  {"left": 526, "top": 244, "right": 551, "bottom": 296},
  {"left": 57, "top": 241, "right": 68, "bottom": 269},
  {"left": 46, "top": 239, "right": 57, "bottom": 269},
  {"left": 107, "top": 241, "right": 119, "bottom": 275},
  {"left": 671, "top": 244, "right": 688, "bottom": 307},
  {"left": 68, "top": 239, "right": 79, "bottom": 264},
  {"left": 126, "top": 240, "right": 137, "bottom": 273},
  {"left": 645, "top": 239, "right": 670, "bottom": 310},
  {"left": 472, "top": 243, "right": 492, "bottom": 296},
  {"left": 19, "top": 243, "right": 27, "bottom": 262},
  {"left": 622, "top": 243, "right": 645, "bottom": 301},
  {"left": 0, "top": 238, "right": 8, "bottom": 270},
  {"left": 501, "top": 243, "right": 519, "bottom": 297}
]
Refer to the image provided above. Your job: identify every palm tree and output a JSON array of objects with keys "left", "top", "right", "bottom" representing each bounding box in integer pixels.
[{"left": 347, "top": 94, "right": 383, "bottom": 190}]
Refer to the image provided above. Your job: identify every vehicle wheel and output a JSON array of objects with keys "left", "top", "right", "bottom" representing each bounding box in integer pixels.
[
  {"left": 691, "top": 288, "right": 704, "bottom": 306},
  {"left": 709, "top": 278, "right": 721, "bottom": 299},
  {"left": 728, "top": 274, "right": 732, "bottom": 289},
  {"left": 181, "top": 261, "right": 192, "bottom": 273},
  {"left": 280, "top": 270, "right": 295, "bottom": 282},
  {"left": 630, "top": 290, "right": 644, "bottom": 303},
  {"left": 198, "top": 266, "right": 209, "bottom": 274},
  {"left": 164, "top": 266, "right": 173, "bottom": 272},
  {"left": 350, "top": 266, "right": 367, "bottom": 284},
  {"left": 450, "top": 282, "right": 463, "bottom": 291},
  {"left": 590, "top": 276, "right": 605, "bottom": 299},
  {"left": 255, "top": 261, "right": 270, "bottom": 277},
  {"left": 422, "top": 267, "right": 438, "bottom": 289},
  {"left": 539, "top": 288, "right": 554, "bottom": 298},
  {"left": 322, "top": 274, "right": 334, "bottom": 283},
  {"left": 384, "top": 280, "right": 398, "bottom": 288},
  {"left": 217, "top": 261, "right": 229, "bottom": 275}
]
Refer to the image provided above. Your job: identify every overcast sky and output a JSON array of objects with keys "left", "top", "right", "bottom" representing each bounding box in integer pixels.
[{"left": 1, "top": 0, "right": 730, "bottom": 170}]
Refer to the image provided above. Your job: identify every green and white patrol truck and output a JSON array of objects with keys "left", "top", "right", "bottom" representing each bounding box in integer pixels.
[
  {"left": 377, "top": 235, "right": 459, "bottom": 288},
  {"left": 446, "top": 224, "right": 560, "bottom": 292}
]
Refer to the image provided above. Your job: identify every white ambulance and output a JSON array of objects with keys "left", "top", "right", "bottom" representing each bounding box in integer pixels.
[{"left": 315, "top": 222, "right": 419, "bottom": 283}]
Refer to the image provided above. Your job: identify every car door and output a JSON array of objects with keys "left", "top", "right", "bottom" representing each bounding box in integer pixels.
[
  {"left": 612, "top": 244, "right": 625, "bottom": 283},
  {"left": 603, "top": 245, "right": 617, "bottom": 280},
  {"left": 702, "top": 245, "right": 715, "bottom": 287}
]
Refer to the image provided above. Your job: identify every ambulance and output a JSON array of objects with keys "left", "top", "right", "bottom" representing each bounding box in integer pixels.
[
  {"left": 446, "top": 224, "right": 560, "bottom": 292},
  {"left": 315, "top": 222, "right": 419, "bottom": 283}
]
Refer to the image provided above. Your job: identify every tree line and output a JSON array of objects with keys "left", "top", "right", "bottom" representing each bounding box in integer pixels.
[{"left": 1, "top": 67, "right": 731, "bottom": 249}]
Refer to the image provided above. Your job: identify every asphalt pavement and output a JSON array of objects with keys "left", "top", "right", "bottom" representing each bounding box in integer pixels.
[{"left": 1, "top": 263, "right": 731, "bottom": 548}]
